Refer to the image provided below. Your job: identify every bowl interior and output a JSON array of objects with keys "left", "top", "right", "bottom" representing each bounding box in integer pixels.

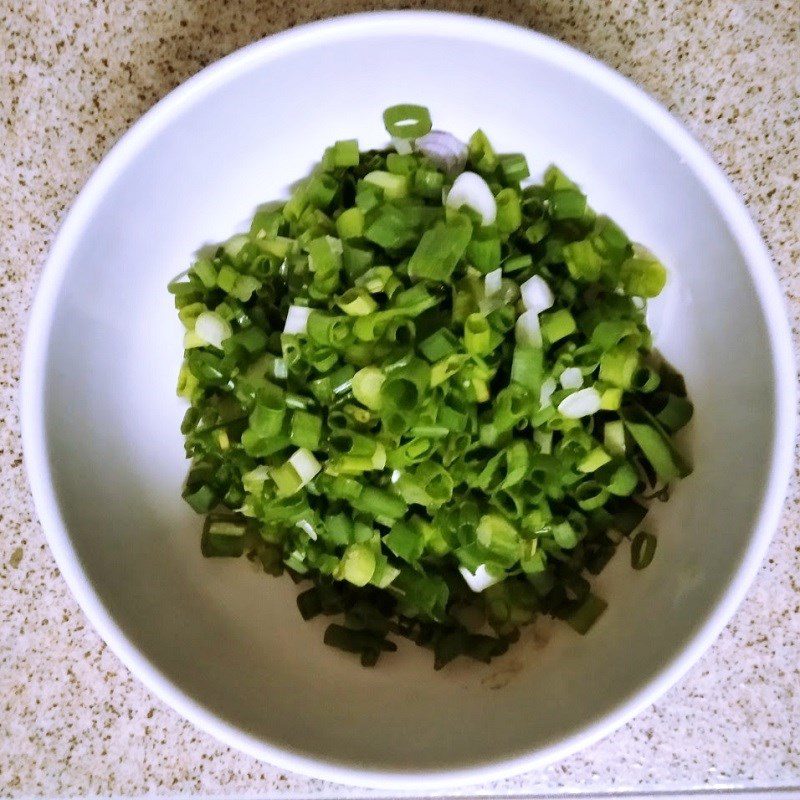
[{"left": 32, "top": 15, "right": 781, "bottom": 784}]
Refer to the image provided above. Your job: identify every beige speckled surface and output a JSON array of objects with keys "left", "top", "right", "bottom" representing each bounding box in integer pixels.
[{"left": 2, "top": 0, "right": 799, "bottom": 796}]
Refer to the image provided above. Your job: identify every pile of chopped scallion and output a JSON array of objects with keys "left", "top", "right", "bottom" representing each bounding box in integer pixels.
[{"left": 169, "top": 105, "right": 692, "bottom": 669}]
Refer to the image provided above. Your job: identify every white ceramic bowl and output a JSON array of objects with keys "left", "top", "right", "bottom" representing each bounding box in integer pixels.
[{"left": 22, "top": 11, "right": 795, "bottom": 790}]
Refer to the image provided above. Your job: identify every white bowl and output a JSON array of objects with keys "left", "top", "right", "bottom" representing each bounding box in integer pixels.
[{"left": 22, "top": 11, "right": 795, "bottom": 790}]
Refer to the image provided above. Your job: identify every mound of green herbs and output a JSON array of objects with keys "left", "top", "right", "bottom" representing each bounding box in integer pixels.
[{"left": 169, "top": 105, "right": 692, "bottom": 669}]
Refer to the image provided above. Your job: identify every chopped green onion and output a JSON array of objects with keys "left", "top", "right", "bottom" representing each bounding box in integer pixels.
[
  {"left": 383, "top": 519, "right": 425, "bottom": 563},
  {"left": 415, "top": 168, "right": 445, "bottom": 198},
  {"left": 201, "top": 516, "right": 247, "bottom": 558},
  {"left": 549, "top": 188, "right": 587, "bottom": 220},
  {"left": 607, "top": 461, "right": 639, "bottom": 496},
  {"left": 600, "top": 386, "right": 624, "bottom": 410},
  {"left": 495, "top": 188, "right": 522, "bottom": 234},
  {"left": 632, "top": 366, "right": 660, "bottom": 393},
  {"left": 338, "top": 543, "right": 376, "bottom": 586},
  {"left": 408, "top": 214, "right": 472, "bottom": 281},
  {"left": 476, "top": 514, "right": 520, "bottom": 566},
  {"left": 249, "top": 391, "right": 286, "bottom": 438},
  {"left": 363, "top": 170, "right": 409, "bottom": 200},
  {"left": 578, "top": 447, "right": 611, "bottom": 473},
  {"left": 503, "top": 254, "right": 533, "bottom": 273},
  {"left": 336, "top": 207, "right": 365, "bottom": 239},
  {"left": 194, "top": 311, "right": 232, "bottom": 349},
  {"left": 289, "top": 410, "right": 322, "bottom": 450},
  {"left": 468, "top": 129, "right": 497, "bottom": 173},
  {"left": 511, "top": 345, "right": 544, "bottom": 392},
  {"left": 352, "top": 366, "right": 385, "bottom": 410},
  {"left": 284, "top": 305, "right": 311, "bottom": 335},
  {"left": 467, "top": 230, "right": 502, "bottom": 274},
  {"left": 604, "top": 420, "right": 627, "bottom": 456},
  {"left": 337, "top": 287, "right": 378, "bottom": 316},
  {"left": 622, "top": 407, "right": 691, "bottom": 483},
  {"left": 654, "top": 393, "right": 694, "bottom": 432},
  {"left": 464, "top": 313, "right": 491, "bottom": 355},
  {"left": 446, "top": 171, "right": 497, "bottom": 226},
  {"left": 563, "top": 239, "right": 604, "bottom": 282},
  {"left": 558, "top": 387, "right": 602, "bottom": 419},
  {"left": 174, "top": 107, "right": 691, "bottom": 671},
  {"left": 419, "top": 328, "right": 459, "bottom": 361},
  {"left": 574, "top": 480, "right": 609, "bottom": 510},
  {"left": 331, "top": 138, "right": 360, "bottom": 167},
  {"left": 540, "top": 308, "right": 577, "bottom": 343},
  {"left": 620, "top": 249, "right": 667, "bottom": 297},
  {"left": 231, "top": 274, "right": 261, "bottom": 303},
  {"left": 459, "top": 563, "right": 503, "bottom": 593},
  {"left": 307, "top": 235, "right": 343, "bottom": 276},
  {"left": 516, "top": 310, "right": 543, "bottom": 348},
  {"left": 307, "top": 312, "right": 352, "bottom": 347},
  {"left": 498, "top": 153, "right": 530, "bottom": 184},
  {"left": 290, "top": 448, "right": 322, "bottom": 484},
  {"left": 524, "top": 219, "right": 549, "bottom": 244},
  {"left": 382, "top": 104, "right": 432, "bottom": 139},
  {"left": 565, "top": 593, "right": 607, "bottom": 634},
  {"left": 520, "top": 274, "right": 554, "bottom": 312},
  {"left": 631, "top": 531, "right": 657, "bottom": 569},
  {"left": 559, "top": 367, "right": 583, "bottom": 390},
  {"left": 599, "top": 345, "right": 639, "bottom": 388}
]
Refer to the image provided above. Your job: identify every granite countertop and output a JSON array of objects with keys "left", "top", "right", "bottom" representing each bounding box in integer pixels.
[{"left": 2, "top": 0, "right": 799, "bottom": 796}]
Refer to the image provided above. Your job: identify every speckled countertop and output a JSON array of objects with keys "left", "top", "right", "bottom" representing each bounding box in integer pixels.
[{"left": 2, "top": 0, "right": 799, "bottom": 796}]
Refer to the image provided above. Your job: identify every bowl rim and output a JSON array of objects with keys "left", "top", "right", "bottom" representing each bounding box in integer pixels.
[{"left": 20, "top": 9, "right": 796, "bottom": 790}]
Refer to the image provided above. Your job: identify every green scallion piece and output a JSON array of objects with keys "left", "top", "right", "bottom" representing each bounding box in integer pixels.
[
  {"left": 382, "top": 104, "right": 433, "bottom": 139},
  {"left": 464, "top": 313, "right": 491, "bottom": 355},
  {"left": 654, "top": 394, "right": 694, "bottom": 432},
  {"left": 201, "top": 516, "right": 247, "bottom": 558},
  {"left": 540, "top": 309, "right": 577, "bottom": 343},
  {"left": 631, "top": 531, "right": 657, "bottom": 570},
  {"left": 408, "top": 214, "right": 472, "bottom": 281},
  {"left": 337, "top": 544, "right": 377, "bottom": 587},
  {"left": 498, "top": 153, "right": 530, "bottom": 184},
  {"left": 466, "top": 231, "right": 502, "bottom": 274},
  {"left": 332, "top": 138, "right": 360, "bottom": 167},
  {"left": 622, "top": 406, "right": 691, "bottom": 484},
  {"left": 565, "top": 593, "right": 607, "bottom": 634},
  {"left": 419, "top": 328, "right": 459, "bottom": 362},
  {"left": 364, "top": 170, "right": 410, "bottom": 200},
  {"left": 620, "top": 251, "right": 667, "bottom": 297},
  {"left": 289, "top": 410, "right": 322, "bottom": 450},
  {"left": 495, "top": 188, "right": 522, "bottom": 234},
  {"left": 336, "top": 207, "right": 365, "bottom": 239}
]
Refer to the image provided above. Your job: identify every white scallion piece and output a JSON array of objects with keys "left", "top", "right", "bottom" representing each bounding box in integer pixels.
[
  {"left": 515, "top": 309, "right": 543, "bottom": 347},
  {"left": 415, "top": 130, "right": 468, "bottom": 174},
  {"left": 559, "top": 367, "right": 583, "bottom": 389},
  {"left": 484, "top": 267, "right": 503, "bottom": 297},
  {"left": 284, "top": 304, "right": 311, "bottom": 335},
  {"left": 289, "top": 448, "right": 321, "bottom": 485},
  {"left": 459, "top": 564, "right": 503, "bottom": 593},
  {"left": 558, "top": 387, "right": 602, "bottom": 418},
  {"left": 296, "top": 519, "right": 317, "bottom": 541},
  {"left": 520, "top": 274, "right": 555, "bottom": 312},
  {"left": 272, "top": 357, "right": 288, "bottom": 380},
  {"left": 391, "top": 136, "right": 413, "bottom": 155},
  {"left": 194, "top": 311, "right": 232, "bottom": 349},
  {"left": 446, "top": 171, "right": 497, "bottom": 225},
  {"left": 539, "top": 376, "right": 558, "bottom": 408}
]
